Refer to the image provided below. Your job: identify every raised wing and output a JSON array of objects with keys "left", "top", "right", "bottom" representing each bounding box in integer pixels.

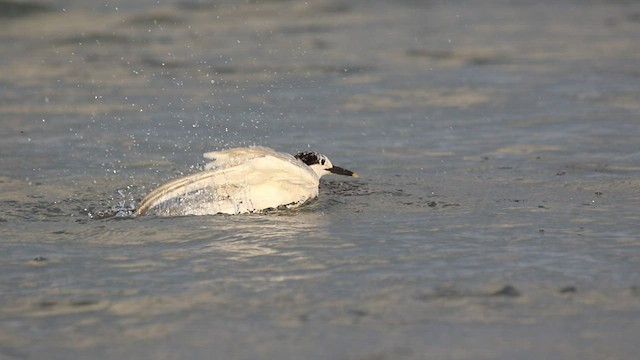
[{"left": 203, "top": 146, "right": 284, "bottom": 170}]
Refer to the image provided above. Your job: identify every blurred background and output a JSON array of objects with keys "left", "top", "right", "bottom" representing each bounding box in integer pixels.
[{"left": 1, "top": 0, "right": 639, "bottom": 359}]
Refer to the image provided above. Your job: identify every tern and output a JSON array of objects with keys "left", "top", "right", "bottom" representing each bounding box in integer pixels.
[{"left": 136, "top": 146, "right": 357, "bottom": 216}]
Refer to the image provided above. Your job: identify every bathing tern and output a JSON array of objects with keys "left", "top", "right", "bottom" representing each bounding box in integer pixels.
[{"left": 136, "top": 146, "right": 357, "bottom": 216}]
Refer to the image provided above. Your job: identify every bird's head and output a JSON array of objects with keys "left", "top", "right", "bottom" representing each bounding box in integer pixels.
[{"left": 295, "top": 151, "right": 358, "bottom": 178}]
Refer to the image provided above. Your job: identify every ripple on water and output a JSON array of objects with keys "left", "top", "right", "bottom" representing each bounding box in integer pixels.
[{"left": 0, "top": 1, "right": 52, "bottom": 18}]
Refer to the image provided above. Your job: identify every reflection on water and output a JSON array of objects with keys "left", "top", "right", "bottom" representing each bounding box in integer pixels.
[{"left": 196, "top": 212, "right": 331, "bottom": 261}]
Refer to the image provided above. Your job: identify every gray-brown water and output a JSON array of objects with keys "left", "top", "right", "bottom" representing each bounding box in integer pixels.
[{"left": 1, "top": 0, "right": 639, "bottom": 359}]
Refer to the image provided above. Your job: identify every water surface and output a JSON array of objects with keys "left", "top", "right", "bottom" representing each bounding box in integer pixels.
[{"left": 1, "top": 0, "right": 639, "bottom": 359}]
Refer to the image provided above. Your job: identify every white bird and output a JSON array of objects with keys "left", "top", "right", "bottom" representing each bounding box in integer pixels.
[{"left": 136, "top": 146, "right": 357, "bottom": 216}]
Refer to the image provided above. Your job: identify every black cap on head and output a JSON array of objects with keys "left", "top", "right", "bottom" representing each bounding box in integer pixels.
[
  {"left": 295, "top": 151, "right": 358, "bottom": 177},
  {"left": 295, "top": 151, "right": 326, "bottom": 166}
]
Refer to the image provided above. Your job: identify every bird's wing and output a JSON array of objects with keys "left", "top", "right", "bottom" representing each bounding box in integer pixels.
[
  {"left": 136, "top": 150, "right": 318, "bottom": 216},
  {"left": 236, "top": 152, "right": 319, "bottom": 186},
  {"left": 202, "top": 146, "right": 283, "bottom": 170},
  {"left": 136, "top": 170, "right": 228, "bottom": 215}
]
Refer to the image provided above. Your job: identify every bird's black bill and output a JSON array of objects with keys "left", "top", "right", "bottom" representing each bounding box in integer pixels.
[{"left": 329, "top": 166, "right": 358, "bottom": 177}]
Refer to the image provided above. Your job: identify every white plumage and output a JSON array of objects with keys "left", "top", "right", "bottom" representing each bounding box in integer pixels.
[{"left": 136, "top": 146, "right": 357, "bottom": 217}]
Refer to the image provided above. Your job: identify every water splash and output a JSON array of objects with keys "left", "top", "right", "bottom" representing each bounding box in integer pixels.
[{"left": 85, "top": 188, "right": 137, "bottom": 219}]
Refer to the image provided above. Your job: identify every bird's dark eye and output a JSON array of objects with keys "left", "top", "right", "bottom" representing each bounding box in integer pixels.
[{"left": 321, "top": 159, "right": 326, "bottom": 165}]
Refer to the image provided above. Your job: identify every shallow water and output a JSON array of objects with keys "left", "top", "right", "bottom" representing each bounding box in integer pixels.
[{"left": 1, "top": 0, "right": 640, "bottom": 359}]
